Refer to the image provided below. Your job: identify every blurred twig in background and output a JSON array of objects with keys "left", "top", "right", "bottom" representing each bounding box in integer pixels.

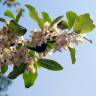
[{"left": 0, "top": 75, "right": 12, "bottom": 96}]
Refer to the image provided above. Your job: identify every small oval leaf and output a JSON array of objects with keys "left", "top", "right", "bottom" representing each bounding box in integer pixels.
[
  {"left": 0, "top": 65, "right": 8, "bottom": 74},
  {"left": 4, "top": 10, "right": 15, "bottom": 19},
  {"left": 51, "top": 16, "right": 64, "bottom": 26},
  {"left": 73, "top": 13, "right": 95, "bottom": 33},
  {"left": 8, "top": 20, "right": 27, "bottom": 36},
  {"left": 23, "top": 71, "right": 37, "bottom": 88},
  {"left": 69, "top": 47, "right": 76, "bottom": 64},
  {"left": 8, "top": 63, "right": 26, "bottom": 79},
  {"left": 15, "top": 8, "right": 24, "bottom": 23},
  {"left": 57, "top": 20, "right": 68, "bottom": 30},
  {"left": 66, "top": 11, "right": 78, "bottom": 30},
  {"left": 42, "top": 12, "right": 51, "bottom": 23},
  {"left": 25, "top": 4, "right": 44, "bottom": 28},
  {"left": 0, "top": 18, "right": 6, "bottom": 22},
  {"left": 38, "top": 59, "right": 63, "bottom": 71}
]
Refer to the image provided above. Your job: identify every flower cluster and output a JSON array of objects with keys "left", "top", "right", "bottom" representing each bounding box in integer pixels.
[
  {"left": 30, "top": 22, "right": 89, "bottom": 52},
  {"left": 0, "top": 27, "right": 36, "bottom": 73},
  {"left": 0, "top": 21, "right": 91, "bottom": 73},
  {"left": 54, "top": 32, "right": 86, "bottom": 51},
  {"left": 30, "top": 22, "right": 60, "bottom": 48}
]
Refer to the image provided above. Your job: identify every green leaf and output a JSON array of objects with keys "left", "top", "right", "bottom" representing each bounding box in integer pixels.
[
  {"left": 47, "top": 43, "right": 54, "bottom": 49},
  {"left": 42, "top": 12, "right": 51, "bottom": 23},
  {"left": 16, "top": 43, "right": 22, "bottom": 50},
  {"left": 25, "top": 4, "right": 39, "bottom": 21},
  {"left": 8, "top": 63, "right": 26, "bottom": 79},
  {"left": 4, "top": 10, "right": 15, "bottom": 20},
  {"left": 28, "top": 50, "right": 35, "bottom": 57},
  {"left": 57, "top": 20, "right": 69, "bottom": 30},
  {"left": 0, "top": 18, "right": 6, "bottom": 22},
  {"left": 66, "top": 11, "right": 78, "bottom": 30},
  {"left": 69, "top": 47, "right": 76, "bottom": 64},
  {"left": 23, "top": 71, "right": 37, "bottom": 88},
  {"left": 46, "top": 42, "right": 55, "bottom": 51},
  {"left": 38, "top": 59, "right": 63, "bottom": 71},
  {"left": 0, "top": 65, "right": 8, "bottom": 74},
  {"left": 51, "top": 15, "right": 64, "bottom": 26},
  {"left": 15, "top": 8, "right": 24, "bottom": 23},
  {"left": 73, "top": 13, "right": 95, "bottom": 34},
  {"left": 25, "top": 4, "right": 44, "bottom": 28},
  {"left": 8, "top": 20, "right": 27, "bottom": 36},
  {"left": 37, "top": 18, "right": 44, "bottom": 28}
]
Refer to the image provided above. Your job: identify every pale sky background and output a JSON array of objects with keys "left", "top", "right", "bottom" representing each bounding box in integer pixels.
[{"left": 0, "top": 0, "right": 96, "bottom": 96}]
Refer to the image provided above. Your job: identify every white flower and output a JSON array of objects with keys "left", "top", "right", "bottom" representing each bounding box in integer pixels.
[
  {"left": 71, "top": 34, "right": 85, "bottom": 45},
  {"left": 28, "top": 63, "right": 36, "bottom": 73},
  {"left": 26, "top": 58, "right": 36, "bottom": 73},
  {"left": 54, "top": 32, "right": 70, "bottom": 51},
  {"left": 43, "top": 22, "right": 50, "bottom": 33},
  {"left": 54, "top": 32, "right": 87, "bottom": 51},
  {"left": 46, "top": 50, "right": 54, "bottom": 57},
  {"left": 43, "top": 22, "right": 50, "bottom": 29},
  {"left": 9, "top": 47, "right": 28, "bottom": 66},
  {"left": 31, "top": 32, "right": 47, "bottom": 47},
  {"left": 51, "top": 23, "right": 60, "bottom": 33},
  {"left": 16, "top": 36, "right": 25, "bottom": 45}
]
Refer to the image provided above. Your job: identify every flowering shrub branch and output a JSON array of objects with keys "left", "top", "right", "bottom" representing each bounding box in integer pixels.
[{"left": 0, "top": 4, "right": 95, "bottom": 88}]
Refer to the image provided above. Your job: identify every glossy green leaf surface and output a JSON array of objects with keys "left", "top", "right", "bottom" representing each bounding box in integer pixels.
[
  {"left": 15, "top": 8, "right": 24, "bottom": 23},
  {"left": 69, "top": 47, "right": 76, "bottom": 64},
  {"left": 73, "top": 13, "right": 95, "bottom": 33},
  {"left": 25, "top": 4, "right": 44, "bottom": 28},
  {"left": 8, "top": 20, "right": 27, "bottom": 36},
  {"left": 23, "top": 71, "right": 37, "bottom": 88},
  {"left": 51, "top": 15, "right": 63, "bottom": 26},
  {"left": 0, "top": 65, "right": 8, "bottom": 74},
  {"left": 4, "top": 10, "right": 15, "bottom": 19},
  {"left": 42, "top": 12, "right": 51, "bottom": 23},
  {"left": 8, "top": 63, "right": 26, "bottom": 79},
  {"left": 66, "top": 11, "right": 78, "bottom": 30},
  {"left": 0, "top": 18, "right": 6, "bottom": 22},
  {"left": 57, "top": 20, "right": 68, "bottom": 30},
  {"left": 38, "top": 59, "right": 63, "bottom": 71}
]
